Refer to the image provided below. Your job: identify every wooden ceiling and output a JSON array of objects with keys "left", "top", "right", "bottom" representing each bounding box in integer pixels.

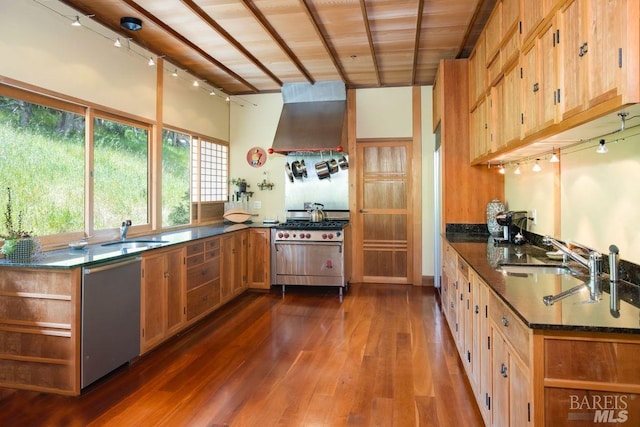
[{"left": 59, "top": 0, "right": 495, "bottom": 95}]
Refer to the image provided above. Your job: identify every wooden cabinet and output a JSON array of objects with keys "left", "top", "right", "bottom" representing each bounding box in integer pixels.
[
  {"left": 185, "top": 237, "right": 221, "bottom": 322},
  {"left": 247, "top": 228, "right": 271, "bottom": 289},
  {"left": 470, "top": 97, "right": 489, "bottom": 161},
  {"left": 221, "top": 230, "right": 248, "bottom": 302},
  {"left": 521, "top": 20, "right": 557, "bottom": 137},
  {"left": 557, "top": 0, "right": 640, "bottom": 121},
  {"left": 498, "top": 59, "right": 521, "bottom": 148},
  {"left": 469, "top": 33, "right": 487, "bottom": 108},
  {"left": 141, "top": 246, "right": 185, "bottom": 353},
  {"left": 436, "top": 59, "right": 503, "bottom": 228},
  {"left": 441, "top": 244, "right": 533, "bottom": 426}
]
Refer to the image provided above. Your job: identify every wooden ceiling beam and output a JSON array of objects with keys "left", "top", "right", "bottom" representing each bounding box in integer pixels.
[
  {"left": 359, "top": 0, "right": 381, "bottom": 87},
  {"left": 411, "top": 0, "right": 425, "bottom": 86},
  {"left": 180, "top": 0, "right": 282, "bottom": 88},
  {"left": 240, "top": 0, "right": 315, "bottom": 85},
  {"left": 299, "top": 0, "right": 347, "bottom": 85},
  {"left": 120, "top": 0, "right": 259, "bottom": 93}
]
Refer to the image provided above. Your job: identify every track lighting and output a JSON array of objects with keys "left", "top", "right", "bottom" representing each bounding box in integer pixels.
[
  {"left": 209, "top": 90, "right": 215, "bottom": 96},
  {"left": 193, "top": 80, "right": 199, "bottom": 87},
  {"left": 225, "top": 96, "right": 230, "bottom": 102},
  {"left": 532, "top": 159, "right": 541, "bottom": 172},
  {"left": 498, "top": 164, "right": 505, "bottom": 174},
  {"left": 596, "top": 139, "right": 608, "bottom": 154},
  {"left": 514, "top": 164, "right": 521, "bottom": 175},
  {"left": 71, "top": 16, "right": 81, "bottom": 27},
  {"left": 550, "top": 150, "right": 559, "bottom": 163},
  {"left": 114, "top": 38, "right": 121, "bottom": 48},
  {"left": 172, "top": 69, "right": 178, "bottom": 77},
  {"left": 148, "top": 57, "right": 155, "bottom": 66}
]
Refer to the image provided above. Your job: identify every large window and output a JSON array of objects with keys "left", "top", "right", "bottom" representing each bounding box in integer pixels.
[
  {"left": 162, "top": 129, "right": 191, "bottom": 227},
  {"left": 0, "top": 92, "right": 85, "bottom": 237},
  {"left": 0, "top": 83, "right": 229, "bottom": 245},
  {"left": 93, "top": 114, "right": 150, "bottom": 230}
]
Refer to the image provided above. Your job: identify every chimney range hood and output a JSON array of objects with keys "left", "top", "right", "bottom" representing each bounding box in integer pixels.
[{"left": 269, "top": 81, "right": 347, "bottom": 154}]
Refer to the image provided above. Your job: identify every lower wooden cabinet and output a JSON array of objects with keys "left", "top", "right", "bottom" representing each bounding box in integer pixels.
[
  {"left": 185, "top": 237, "right": 221, "bottom": 322},
  {"left": 247, "top": 228, "right": 271, "bottom": 289},
  {"left": 141, "top": 246, "right": 186, "bottom": 353},
  {"left": 221, "top": 230, "right": 248, "bottom": 301}
]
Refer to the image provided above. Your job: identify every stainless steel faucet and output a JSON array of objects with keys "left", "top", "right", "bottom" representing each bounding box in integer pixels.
[
  {"left": 120, "top": 220, "right": 132, "bottom": 240},
  {"left": 542, "top": 236, "right": 604, "bottom": 305}
]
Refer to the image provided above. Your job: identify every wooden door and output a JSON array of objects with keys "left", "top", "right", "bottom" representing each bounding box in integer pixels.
[
  {"left": 141, "top": 252, "right": 166, "bottom": 352},
  {"left": 356, "top": 140, "right": 413, "bottom": 284},
  {"left": 165, "top": 247, "right": 185, "bottom": 336}
]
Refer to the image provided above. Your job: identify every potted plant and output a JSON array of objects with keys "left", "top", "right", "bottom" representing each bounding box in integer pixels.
[
  {"left": 1, "top": 187, "right": 37, "bottom": 262},
  {"left": 229, "top": 177, "right": 249, "bottom": 194}
]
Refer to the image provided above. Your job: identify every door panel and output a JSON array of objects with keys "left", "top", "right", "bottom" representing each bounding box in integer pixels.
[{"left": 357, "top": 141, "right": 412, "bottom": 284}]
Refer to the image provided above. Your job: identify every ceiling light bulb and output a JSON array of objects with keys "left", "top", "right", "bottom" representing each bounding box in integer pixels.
[
  {"left": 532, "top": 159, "right": 542, "bottom": 172},
  {"left": 72, "top": 16, "right": 81, "bottom": 27},
  {"left": 514, "top": 164, "right": 521, "bottom": 175},
  {"left": 209, "top": 90, "right": 215, "bottom": 96},
  {"left": 148, "top": 57, "right": 155, "bottom": 66},
  {"left": 114, "top": 38, "right": 121, "bottom": 48},
  {"left": 225, "top": 96, "right": 230, "bottom": 102},
  {"left": 193, "top": 80, "right": 199, "bottom": 87},
  {"left": 498, "top": 164, "right": 505, "bottom": 174},
  {"left": 596, "top": 139, "right": 608, "bottom": 154},
  {"left": 172, "top": 69, "right": 178, "bottom": 77},
  {"left": 550, "top": 151, "right": 559, "bottom": 163}
]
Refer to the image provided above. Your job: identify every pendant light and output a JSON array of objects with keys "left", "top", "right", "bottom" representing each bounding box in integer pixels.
[{"left": 596, "top": 139, "right": 608, "bottom": 154}]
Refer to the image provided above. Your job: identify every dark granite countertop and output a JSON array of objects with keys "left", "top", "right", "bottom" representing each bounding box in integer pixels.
[
  {"left": 0, "top": 223, "right": 274, "bottom": 270},
  {"left": 445, "top": 233, "right": 640, "bottom": 335}
]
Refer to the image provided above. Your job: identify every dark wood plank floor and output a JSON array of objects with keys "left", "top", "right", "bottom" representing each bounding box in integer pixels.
[{"left": 0, "top": 284, "right": 484, "bottom": 426}]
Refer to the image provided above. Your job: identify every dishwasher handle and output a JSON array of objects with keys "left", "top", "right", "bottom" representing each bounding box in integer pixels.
[{"left": 84, "top": 256, "right": 142, "bottom": 275}]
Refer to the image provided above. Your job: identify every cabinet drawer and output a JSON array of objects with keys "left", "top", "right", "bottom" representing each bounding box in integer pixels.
[
  {"left": 186, "top": 253, "right": 204, "bottom": 268},
  {"left": 186, "top": 280, "right": 220, "bottom": 321},
  {"left": 444, "top": 243, "right": 457, "bottom": 276},
  {"left": 458, "top": 258, "right": 469, "bottom": 280},
  {"left": 186, "top": 262, "right": 220, "bottom": 290},
  {"left": 186, "top": 242, "right": 204, "bottom": 257},
  {"left": 204, "top": 248, "right": 220, "bottom": 261},
  {"left": 205, "top": 238, "right": 220, "bottom": 252},
  {"left": 489, "top": 291, "right": 531, "bottom": 366}
]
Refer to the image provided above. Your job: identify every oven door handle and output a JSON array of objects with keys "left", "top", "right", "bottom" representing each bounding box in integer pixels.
[{"left": 274, "top": 241, "right": 343, "bottom": 251}]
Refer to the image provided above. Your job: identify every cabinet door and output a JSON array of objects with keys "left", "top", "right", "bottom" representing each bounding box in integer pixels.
[
  {"left": 509, "top": 355, "right": 531, "bottom": 426},
  {"left": 479, "top": 282, "right": 493, "bottom": 425},
  {"left": 500, "top": 60, "right": 521, "bottom": 147},
  {"left": 470, "top": 98, "right": 488, "bottom": 161},
  {"left": 165, "top": 248, "right": 185, "bottom": 335},
  {"left": 248, "top": 228, "right": 271, "bottom": 289},
  {"left": 491, "top": 329, "right": 509, "bottom": 427},
  {"left": 141, "top": 253, "right": 167, "bottom": 351},
  {"left": 557, "top": 0, "right": 585, "bottom": 120}
]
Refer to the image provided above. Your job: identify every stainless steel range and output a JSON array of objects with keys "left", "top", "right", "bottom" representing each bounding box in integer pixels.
[{"left": 271, "top": 209, "right": 351, "bottom": 297}]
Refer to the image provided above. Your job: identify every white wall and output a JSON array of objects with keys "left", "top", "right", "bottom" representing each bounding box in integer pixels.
[
  {"left": 421, "top": 86, "right": 436, "bottom": 276},
  {"left": 356, "top": 87, "right": 413, "bottom": 138},
  {"left": 505, "top": 129, "right": 640, "bottom": 264},
  {"left": 228, "top": 93, "right": 287, "bottom": 221},
  {"left": 0, "top": 0, "right": 228, "bottom": 139}
]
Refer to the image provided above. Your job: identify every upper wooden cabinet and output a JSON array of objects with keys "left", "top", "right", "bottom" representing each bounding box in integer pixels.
[
  {"left": 557, "top": 0, "right": 640, "bottom": 121},
  {"left": 469, "top": 32, "right": 487, "bottom": 108}
]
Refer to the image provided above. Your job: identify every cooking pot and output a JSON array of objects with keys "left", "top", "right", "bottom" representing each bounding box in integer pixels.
[
  {"left": 315, "top": 161, "right": 331, "bottom": 180},
  {"left": 327, "top": 158, "right": 339, "bottom": 174},
  {"left": 338, "top": 155, "right": 349, "bottom": 169},
  {"left": 285, "top": 163, "right": 294, "bottom": 182},
  {"left": 308, "top": 203, "right": 325, "bottom": 222},
  {"left": 291, "top": 160, "right": 305, "bottom": 179}
]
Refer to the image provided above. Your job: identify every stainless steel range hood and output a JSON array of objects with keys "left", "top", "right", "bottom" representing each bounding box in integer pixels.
[{"left": 270, "top": 81, "right": 347, "bottom": 154}]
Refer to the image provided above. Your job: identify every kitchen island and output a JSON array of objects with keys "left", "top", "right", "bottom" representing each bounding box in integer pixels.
[
  {"left": 442, "top": 233, "right": 640, "bottom": 426},
  {"left": 0, "top": 223, "right": 273, "bottom": 395}
]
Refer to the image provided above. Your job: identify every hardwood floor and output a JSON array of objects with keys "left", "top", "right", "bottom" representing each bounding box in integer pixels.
[{"left": 0, "top": 284, "right": 484, "bottom": 426}]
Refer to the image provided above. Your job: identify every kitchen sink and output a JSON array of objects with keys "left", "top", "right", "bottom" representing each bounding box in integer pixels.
[
  {"left": 497, "top": 263, "right": 576, "bottom": 276},
  {"left": 101, "top": 239, "right": 169, "bottom": 249}
]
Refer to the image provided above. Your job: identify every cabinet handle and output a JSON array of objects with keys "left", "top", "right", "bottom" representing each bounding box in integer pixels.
[
  {"left": 475, "top": 305, "right": 479, "bottom": 314},
  {"left": 532, "top": 82, "right": 539, "bottom": 92},
  {"left": 501, "top": 316, "right": 509, "bottom": 327},
  {"left": 500, "top": 363, "right": 508, "bottom": 378}
]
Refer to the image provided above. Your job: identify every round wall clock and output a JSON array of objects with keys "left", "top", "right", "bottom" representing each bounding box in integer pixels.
[{"left": 246, "top": 147, "right": 267, "bottom": 167}]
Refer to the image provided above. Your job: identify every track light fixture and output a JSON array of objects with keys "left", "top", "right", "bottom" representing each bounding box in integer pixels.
[
  {"left": 550, "top": 149, "right": 559, "bottom": 163},
  {"left": 172, "top": 69, "right": 178, "bottom": 77},
  {"left": 114, "top": 38, "right": 121, "bottom": 48},
  {"left": 71, "top": 16, "right": 81, "bottom": 27},
  {"left": 596, "top": 139, "right": 608, "bottom": 154},
  {"left": 532, "top": 159, "right": 541, "bottom": 172},
  {"left": 514, "top": 164, "right": 521, "bottom": 175},
  {"left": 498, "top": 164, "right": 505, "bottom": 174}
]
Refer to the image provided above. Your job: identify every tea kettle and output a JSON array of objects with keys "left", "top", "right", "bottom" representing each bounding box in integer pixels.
[{"left": 309, "top": 203, "right": 325, "bottom": 222}]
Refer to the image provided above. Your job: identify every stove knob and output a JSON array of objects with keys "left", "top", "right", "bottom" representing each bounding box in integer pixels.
[
  {"left": 336, "top": 231, "right": 342, "bottom": 237},
  {"left": 277, "top": 232, "right": 284, "bottom": 238},
  {"left": 322, "top": 233, "right": 328, "bottom": 239},
  {"left": 299, "top": 234, "right": 305, "bottom": 239},
  {"left": 328, "top": 233, "right": 334, "bottom": 239},
  {"left": 305, "top": 233, "right": 311, "bottom": 239},
  {"left": 284, "top": 232, "right": 289, "bottom": 238}
]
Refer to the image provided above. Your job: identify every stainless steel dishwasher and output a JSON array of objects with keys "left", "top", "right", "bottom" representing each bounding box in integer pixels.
[{"left": 82, "top": 256, "right": 141, "bottom": 388}]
